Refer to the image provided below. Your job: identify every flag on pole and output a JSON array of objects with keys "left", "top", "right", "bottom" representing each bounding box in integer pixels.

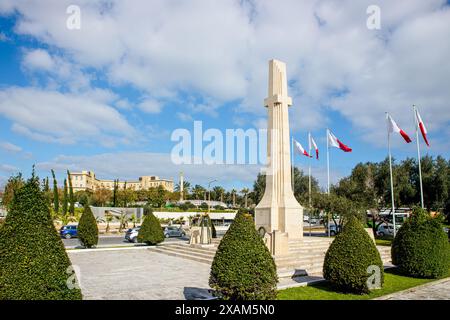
[
  {"left": 327, "top": 130, "right": 352, "bottom": 152},
  {"left": 415, "top": 109, "right": 429, "bottom": 146},
  {"left": 387, "top": 114, "right": 412, "bottom": 143},
  {"left": 309, "top": 134, "right": 319, "bottom": 159},
  {"left": 294, "top": 139, "right": 312, "bottom": 158}
]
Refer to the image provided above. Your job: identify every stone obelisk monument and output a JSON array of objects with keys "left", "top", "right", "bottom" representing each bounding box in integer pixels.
[{"left": 255, "top": 59, "right": 303, "bottom": 255}]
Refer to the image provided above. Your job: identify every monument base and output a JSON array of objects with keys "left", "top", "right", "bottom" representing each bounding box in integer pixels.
[
  {"left": 263, "top": 230, "right": 289, "bottom": 256},
  {"left": 255, "top": 205, "right": 304, "bottom": 240}
]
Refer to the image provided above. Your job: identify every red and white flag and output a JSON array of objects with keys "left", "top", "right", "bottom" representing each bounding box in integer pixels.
[
  {"left": 309, "top": 134, "right": 319, "bottom": 159},
  {"left": 327, "top": 130, "right": 352, "bottom": 152},
  {"left": 386, "top": 114, "right": 412, "bottom": 143},
  {"left": 294, "top": 139, "right": 311, "bottom": 158},
  {"left": 415, "top": 109, "right": 429, "bottom": 146}
]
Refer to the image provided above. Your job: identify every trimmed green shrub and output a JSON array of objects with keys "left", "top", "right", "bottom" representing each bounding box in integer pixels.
[
  {"left": 137, "top": 207, "right": 164, "bottom": 245},
  {"left": 209, "top": 211, "right": 277, "bottom": 300},
  {"left": 323, "top": 216, "right": 384, "bottom": 294},
  {"left": 392, "top": 207, "right": 450, "bottom": 278},
  {"left": 77, "top": 205, "right": 98, "bottom": 248},
  {"left": 0, "top": 175, "right": 82, "bottom": 300}
]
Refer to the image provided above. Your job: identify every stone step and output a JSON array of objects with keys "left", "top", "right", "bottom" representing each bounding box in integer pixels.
[
  {"left": 276, "top": 260, "right": 325, "bottom": 271},
  {"left": 151, "top": 247, "right": 213, "bottom": 264},
  {"left": 288, "top": 246, "right": 330, "bottom": 251},
  {"left": 165, "top": 243, "right": 218, "bottom": 255},
  {"left": 157, "top": 246, "right": 216, "bottom": 260},
  {"left": 275, "top": 254, "right": 326, "bottom": 263}
]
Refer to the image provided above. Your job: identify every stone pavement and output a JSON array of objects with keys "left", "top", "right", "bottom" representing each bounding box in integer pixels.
[
  {"left": 375, "top": 277, "right": 450, "bottom": 300},
  {"left": 68, "top": 247, "right": 212, "bottom": 300}
]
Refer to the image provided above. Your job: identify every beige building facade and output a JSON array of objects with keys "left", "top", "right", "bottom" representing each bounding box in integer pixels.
[{"left": 70, "top": 171, "right": 174, "bottom": 193}]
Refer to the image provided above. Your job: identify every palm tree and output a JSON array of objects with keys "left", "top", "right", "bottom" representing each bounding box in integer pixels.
[
  {"left": 175, "top": 180, "right": 191, "bottom": 199},
  {"left": 241, "top": 188, "right": 249, "bottom": 208},
  {"left": 212, "top": 186, "right": 225, "bottom": 202},
  {"left": 116, "top": 212, "right": 129, "bottom": 233},
  {"left": 104, "top": 211, "right": 113, "bottom": 233},
  {"left": 192, "top": 185, "right": 206, "bottom": 200}
]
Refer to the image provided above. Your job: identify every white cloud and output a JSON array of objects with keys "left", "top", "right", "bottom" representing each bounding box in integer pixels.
[
  {"left": 0, "top": 0, "right": 449, "bottom": 149},
  {"left": 0, "top": 141, "right": 22, "bottom": 153},
  {"left": 22, "top": 48, "right": 55, "bottom": 70},
  {"left": 0, "top": 164, "right": 19, "bottom": 173},
  {"left": 0, "top": 87, "right": 136, "bottom": 147},
  {"left": 176, "top": 112, "right": 193, "bottom": 122},
  {"left": 138, "top": 99, "right": 162, "bottom": 114}
]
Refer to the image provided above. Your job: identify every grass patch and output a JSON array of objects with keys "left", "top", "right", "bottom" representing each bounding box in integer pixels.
[
  {"left": 277, "top": 268, "right": 449, "bottom": 300},
  {"left": 375, "top": 239, "right": 392, "bottom": 246}
]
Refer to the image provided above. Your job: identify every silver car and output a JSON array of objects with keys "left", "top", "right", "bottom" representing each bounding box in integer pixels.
[
  {"left": 376, "top": 224, "right": 400, "bottom": 237},
  {"left": 164, "top": 226, "right": 186, "bottom": 238}
]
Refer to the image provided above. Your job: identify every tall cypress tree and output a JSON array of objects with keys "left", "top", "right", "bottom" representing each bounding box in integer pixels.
[
  {"left": 51, "top": 169, "right": 59, "bottom": 213},
  {"left": 42, "top": 177, "right": 51, "bottom": 206},
  {"left": 62, "top": 179, "right": 68, "bottom": 216},
  {"left": 113, "top": 179, "right": 118, "bottom": 207},
  {"left": 0, "top": 172, "right": 82, "bottom": 299},
  {"left": 67, "top": 170, "right": 75, "bottom": 216},
  {"left": 123, "top": 181, "right": 128, "bottom": 207}
]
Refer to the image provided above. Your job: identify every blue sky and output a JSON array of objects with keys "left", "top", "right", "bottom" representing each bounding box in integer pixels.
[{"left": 0, "top": 1, "right": 449, "bottom": 190}]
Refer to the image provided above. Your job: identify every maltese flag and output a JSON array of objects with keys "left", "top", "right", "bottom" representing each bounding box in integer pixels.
[
  {"left": 386, "top": 113, "right": 412, "bottom": 143},
  {"left": 309, "top": 134, "right": 319, "bottom": 159},
  {"left": 327, "top": 130, "right": 352, "bottom": 152},
  {"left": 294, "top": 139, "right": 311, "bottom": 158},
  {"left": 415, "top": 109, "right": 429, "bottom": 146}
]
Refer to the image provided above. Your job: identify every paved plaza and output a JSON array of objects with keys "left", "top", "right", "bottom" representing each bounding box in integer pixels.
[
  {"left": 375, "top": 278, "right": 450, "bottom": 300},
  {"left": 68, "top": 247, "right": 212, "bottom": 300}
]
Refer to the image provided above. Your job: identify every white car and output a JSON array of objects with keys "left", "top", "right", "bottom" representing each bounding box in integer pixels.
[
  {"left": 125, "top": 227, "right": 140, "bottom": 243},
  {"left": 376, "top": 224, "right": 400, "bottom": 237}
]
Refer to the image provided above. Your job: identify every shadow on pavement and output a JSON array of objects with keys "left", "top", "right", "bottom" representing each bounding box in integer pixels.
[{"left": 183, "top": 287, "right": 217, "bottom": 300}]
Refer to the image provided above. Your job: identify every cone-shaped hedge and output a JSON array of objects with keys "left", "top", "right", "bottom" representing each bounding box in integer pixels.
[
  {"left": 323, "top": 216, "right": 384, "bottom": 294},
  {"left": 0, "top": 176, "right": 82, "bottom": 300},
  {"left": 392, "top": 207, "right": 450, "bottom": 278},
  {"left": 209, "top": 211, "right": 277, "bottom": 300},
  {"left": 137, "top": 207, "right": 164, "bottom": 245},
  {"left": 78, "top": 205, "right": 98, "bottom": 248}
]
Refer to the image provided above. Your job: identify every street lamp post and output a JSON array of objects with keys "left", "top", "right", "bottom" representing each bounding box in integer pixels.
[{"left": 207, "top": 179, "right": 218, "bottom": 214}]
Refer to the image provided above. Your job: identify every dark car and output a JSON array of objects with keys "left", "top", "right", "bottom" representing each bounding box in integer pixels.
[
  {"left": 60, "top": 225, "right": 78, "bottom": 239},
  {"left": 163, "top": 226, "right": 186, "bottom": 238}
]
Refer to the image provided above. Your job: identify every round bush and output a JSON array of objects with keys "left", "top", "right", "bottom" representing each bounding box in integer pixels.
[
  {"left": 209, "top": 211, "right": 278, "bottom": 300},
  {"left": 77, "top": 205, "right": 98, "bottom": 248},
  {"left": 392, "top": 207, "right": 450, "bottom": 278},
  {"left": 0, "top": 176, "right": 82, "bottom": 300},
  {"left": 323, "top": 216, "right": 384, "bottom": 294},
  {"left": 137, "top": 207, "right": 164, "bottom": 245}
]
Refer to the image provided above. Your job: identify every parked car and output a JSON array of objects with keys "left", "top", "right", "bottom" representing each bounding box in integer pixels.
[
  {"left": 60, "top": 225, "right": 78, "bottom": 239},
  {"left": 164, "top": 226, "right": 186, "bottom": 238},
  {"left": 376, "top": 224, "right": 400, "bottom": 237},
  {"left": 125, "top": 227, "right": 141, "bottom": 243},
  {"left": 325, "top": 223, "right": 342, "bottom": 236}
]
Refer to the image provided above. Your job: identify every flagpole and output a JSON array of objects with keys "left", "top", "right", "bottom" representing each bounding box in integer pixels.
[
  {"left": 413, "top": 105, "right": 425, "bottom": 209},
  {"left": 326, "top": 128, "right": 330, "bottom": 237},
  {"left": 387, "top": 113, "right": 397, "bottom": 237},
  {"left": 326, "top": 129, "right": 330, "bottom": 195},
  {"left": 308, "top": 132, "right": 312, "bottom": 237},
  {"left": 291, "top": 136, "right": 294, "bottom": 191},
  {"left": 308, "top": 132, "right": 312, "bottom": 206}
]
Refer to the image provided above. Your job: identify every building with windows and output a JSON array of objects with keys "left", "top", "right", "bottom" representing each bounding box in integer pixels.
[{"left": 69, "top": 171, "right": 174, "bottom": 193}]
